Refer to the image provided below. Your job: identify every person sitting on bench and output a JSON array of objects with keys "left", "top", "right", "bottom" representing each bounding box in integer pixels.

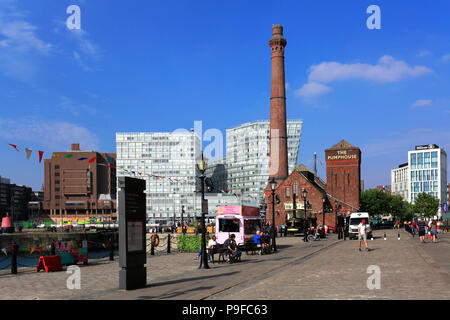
[
  {"left": 253, "top": 231, "right": 264, "bottom": 254},
  {"left": 223, "top": 234, "right": 239, "bottom": 263}
]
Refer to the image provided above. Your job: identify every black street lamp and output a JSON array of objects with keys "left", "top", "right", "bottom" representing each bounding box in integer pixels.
[
  {"left": 197, "top": 154, "right": 209, "bottom": 269},
  {"left": 181, "top": 205, "right": 186, "bottom": 235},
  {"left": 322, "top": 196, "right": 326, "bottom": 226},
  {"left": 270, "top": 178, "right": 277, "bottom": 252},
  {"left": 302, "top": 188, "right": 308, "bottom": 242}
]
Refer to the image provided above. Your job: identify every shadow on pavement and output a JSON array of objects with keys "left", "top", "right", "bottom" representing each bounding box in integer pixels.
[
  {"left": 137, "top": 285, "right": 215, "bottom": 300},
  {"left": 146, "top": 271, "right": 239, "bottom": 288}
]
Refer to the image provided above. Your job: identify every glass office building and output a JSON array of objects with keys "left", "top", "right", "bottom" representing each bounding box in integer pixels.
[
  {"left": 408, "top": 144, "right": 447, "bottom": 217},
  {"left": 391, "top": 163, "right": 409, "bottom": 201},
  {"left": 226, "top": 120, "right": 303, "bottom": 204},
  {"left": 116, "top": 131, "right": 202, "bottom": 224}
]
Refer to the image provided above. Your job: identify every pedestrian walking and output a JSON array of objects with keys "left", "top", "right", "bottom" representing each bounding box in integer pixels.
[
  {"left": 430, "top": 220, "right": 438, "bottom": 243},
  {"left": 357, "top": 219, "right": 370, "bottom": 252},
  {"left": 417, "top": 218, "right": 427, "bottom": 243},
  {"left": 411, "top": 220, "right": 417, "bottom": 238}
]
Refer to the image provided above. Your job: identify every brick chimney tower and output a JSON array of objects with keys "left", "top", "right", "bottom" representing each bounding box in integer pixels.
[{"left": 268, "top": 25, "right": 288, "bottom": 185}]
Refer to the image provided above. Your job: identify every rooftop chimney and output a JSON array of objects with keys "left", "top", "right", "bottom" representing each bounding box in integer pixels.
[{"left": 71, "top": 143, "right": 80, "bottom": 151}]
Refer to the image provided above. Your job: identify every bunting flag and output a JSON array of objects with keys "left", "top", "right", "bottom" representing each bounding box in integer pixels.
[
  {"left": 88, "top": 156, "right": 97, "bottom": 163},
  {"left": 1, "top": 248, "right": 7, "bottom": 256},
  {"left": 65, "top": 154, "right": 73, "bottom": 158},
  {"left": 78, "top": 157, "right": 88, "bottom": 161},
  {"left": 108, "top": 165, "right": 116, "bottom": 169},
  {"left": 30, "top": 247, "right": 35, "bottom": 255},
  {"left": 9, "top": 144, "right": 19, "bottom": 152},
  {"left": 39, "top": 151, "right": 44, "bottom": 163},
  {"left": 53, "top": 154, "right": 60, "bottom": 163},
  {"left": 25, "top": 148, "right": 32, "bottom": 160}
]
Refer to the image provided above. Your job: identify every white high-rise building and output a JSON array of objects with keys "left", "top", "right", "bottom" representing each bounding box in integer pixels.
[
  {"left": 116, "top": 131, "right": 201, "bottom": 224},
  {"left": 391, "top": 163, "right": 409, "bottom": 201},
  {"left": 226, "top": 120, "right": 303, "bottom": 204},
  {"left": 408, "top": 144, "right": 447, "bottom": 218}
]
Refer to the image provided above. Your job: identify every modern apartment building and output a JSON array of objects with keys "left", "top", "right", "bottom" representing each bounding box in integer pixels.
[
  {"left": 391, "top": 163, "right": 409, "bottom": 201},
  {"left": 43, "top": 143, "right": 117, "bottom": 223},
  {"left": 408, "top": 144, "right": 447, "bottom": 217},
  {"left": 116, "top": 131, "right": 202, "bottom": 224},
  {"left": 0, "top": 176, "right": 32, "bottom": 221},
  {"left": 225, "top": 120, "right": 303, "bottom": 204}
]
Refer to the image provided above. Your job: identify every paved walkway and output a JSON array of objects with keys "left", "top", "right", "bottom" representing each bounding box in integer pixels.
[
  {"left": 208, "top": 229, "right": 450, "bottom": 300},
  {"left": 0, "top": 229, "right": 448, "bottom": 300}
]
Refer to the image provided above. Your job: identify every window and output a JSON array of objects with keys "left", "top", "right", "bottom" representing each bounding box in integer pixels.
[
  {"left": 55, "top": 172, "right": 60, "bottom": 177},
  {"left": 417, "top": 153, "right": 423, "bottom": 169},
  {"left": 218, "top": 219, "right": 240, "bottom": 233},
  {"left": 424, "top": 152, "right": 430, "bottom": 168},
  {"left": 293, "top": 182, "right": 298, "bottom": 196},
  {"left": 55, "top": 180, "right": 60, "bottom": 185},
  {"left": 418, "top": 171, "right": 422, "bottom": 181},
  {"left": 285, "top": 187, "right": 290, "bottom": 198},
  {"left": 424, "top": 182, "right": 430, "bottom": 192},
  {"left": 411, "top": 171, "right": 415, "bottom": 181},
  {"left": 411, "top": 153, "right": 417, "bottom": 169},
  {"left": 55, "top": 165, "right": 60, "bottom": 170},
  {"left": 244, "top": 220, "right": 260, "bottom": 235},
  {"left": 431, "top": 152, "right": 438, "bottom": 168},
  {"left": 433, "top": 181, "right": 438, "bottom": 191}
]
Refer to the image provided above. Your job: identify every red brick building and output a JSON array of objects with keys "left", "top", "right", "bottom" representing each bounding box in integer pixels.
[
  {"left": 325, "top": 140, "right": 361, "bottom": 216},
  {"left": 265, "top": 140, "right": 362, "bottom": 228},
  {"left": 42, "top": 143, "right": 117, "bottom": 224}
]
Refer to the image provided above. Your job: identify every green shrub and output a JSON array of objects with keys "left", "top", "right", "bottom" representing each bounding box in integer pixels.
[{"left": 178, "top": 235, "right": 201, "bottom": 252}]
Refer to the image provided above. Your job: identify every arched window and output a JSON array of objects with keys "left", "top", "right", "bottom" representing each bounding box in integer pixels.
[{"left": 293, "top": 182, "right": 298, "bottom": 196}]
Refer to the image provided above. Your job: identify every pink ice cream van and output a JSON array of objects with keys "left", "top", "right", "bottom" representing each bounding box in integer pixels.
[{"left": 215, "top": 205, "right": 263, "bottom": 246}]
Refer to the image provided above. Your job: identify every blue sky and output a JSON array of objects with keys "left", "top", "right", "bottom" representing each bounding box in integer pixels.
[{"left": 0, "top": 0, "right": 449, "bottom": 190}]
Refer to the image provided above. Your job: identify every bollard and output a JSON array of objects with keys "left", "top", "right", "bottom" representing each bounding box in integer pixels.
[
  {"left": 11, "top": 244, "right": 17, "bottom": 275},
  {"left": 109, "top": 237, "right": 114, "bottom": 261},
  {"left": 51, "top": 241, "right": 56, "bottom": 256},
  {"left": 151, "top": 243, "right": 154, "bottom": 256},
  {"left": 384, "top": 232, "right": 387, "bottom": 240},
  {"left": 167, "top": 234, "right": 171, "bottom": 254},
  {"left": 398, "top": 232, "right": 400, "bottom": 240}
]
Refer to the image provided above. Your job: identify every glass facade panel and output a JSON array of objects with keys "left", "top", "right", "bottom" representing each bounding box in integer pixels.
[
  {"left": 424, "top": 152, "right": 430, "bottom": 168},
  {"left": 411, "top": 154, "right": 416, "bottom": 169},
  {"left": 433, "top": 181, "right": 438, "bottom": 191},
  {"left": 424, "top": 182, "right": 429, "bottom": 192},
  {"left": 417, "top": 153, "right": 423, "bottom": 169},
  {"left": 431, "top": 152, "right": 438, "bottom": 168},
  {"left": 411, "top": 171, "right": 415, "bottom": 181}
]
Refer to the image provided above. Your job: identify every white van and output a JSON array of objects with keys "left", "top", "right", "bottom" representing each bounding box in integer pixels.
[{"left": 348, "top": 212, "right": 372, "bottom": 240}]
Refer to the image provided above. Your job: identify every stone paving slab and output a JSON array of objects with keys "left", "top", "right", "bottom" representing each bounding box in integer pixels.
[
  {"left": 1, "top": 229, "right": 448, "bottom": 300},
  {"left": 0, "top": 235, "right": 338, "bottom": 300},
  {"left": 207, "top": 229, "right": 450, "bottom": 300}
]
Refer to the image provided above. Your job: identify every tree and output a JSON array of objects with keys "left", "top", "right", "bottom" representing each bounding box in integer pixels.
[
  {"left": 390, "top": 194, "right": 405, "bottom": 220},
  {"left": 360, "top": 189, "right": 391, "bottom": 216},
  {"left": 414, "top": 193, "right": 440, "bottom": 218}
]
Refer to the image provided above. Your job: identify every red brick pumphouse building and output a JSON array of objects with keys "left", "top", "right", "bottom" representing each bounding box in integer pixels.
[{"left": 265, "top": 140, "right": 362, "bottom": 229}]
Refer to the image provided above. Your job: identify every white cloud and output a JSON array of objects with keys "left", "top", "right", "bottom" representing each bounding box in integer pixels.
[
  {"left": 416, "top": 50, "right": 432, "bottom": 58},
  {"left": 308, "top": 56, "right": 431, "bottom": 84},
  {"left": 0, "top": 1, "right": 52, "bottom": 81},
  {"left": 0, "top": 117, "right": 99, "bottom": 151},
  {"left": 411, "top": 99, "right": 432, "bottom": 108},
  {"left": 297, "top": 56, "right": 432, "bottom": 99},
  {"left": 59, "top": 96, "right": 97, "bottom": 116},
  {"left": 442, "top": 54, "right": 450, "bottom": 63},
  {"left": 295, "top": 82, "right": 332, "bottom": 98}
]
